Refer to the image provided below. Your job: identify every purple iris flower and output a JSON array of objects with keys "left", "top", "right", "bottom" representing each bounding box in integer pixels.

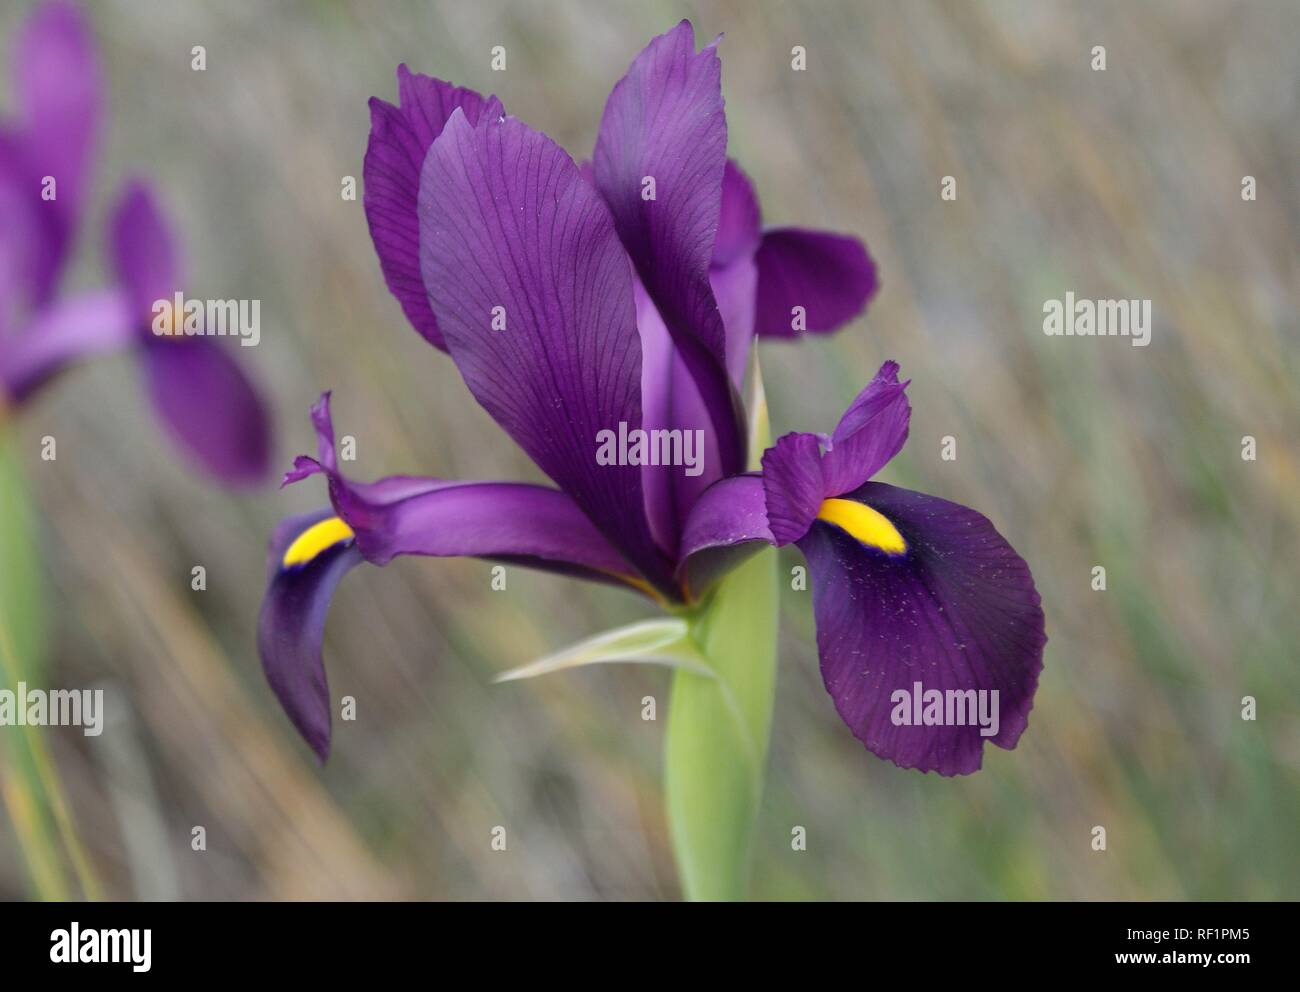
[
  {"left": 259, "top": 21, "right": 1044, "bottom": 775},
  {"left": 0, "top": 1, "right": 271, "bottom": 484}
]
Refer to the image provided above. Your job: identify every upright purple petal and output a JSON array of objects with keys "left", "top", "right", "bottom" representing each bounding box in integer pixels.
[
  {"left": 754, "top": 228, "right": 878, "bottom": 338},
  {"left": 638, "top": 260, "right": 751, "bottom": 555},
  {"left": 363, "top": 66, "right": 499, "bottom": 350},
  {"left": 710, "top": 161, "right": 761, "bottom": 383},
  {"left": 634, "top": 277, "right": 681, "bottom": 554},
  {"left": 0, "top": 131, "right": 56, "bottom": 325},
  {"left": 395, "top": 65, "right": 494, "bottom": 151},
  {"left": 760, "top": 431, "right": 826, "bottom": 546},
  {"left": 141, "top": 336, "right": 272, "bottom": 484},
  {"left": 756, "top": 360, "right": 911, "bottom": 547},
  {"left": 105, "top": 181, "right": 273, "bottom": 482},
  {"left": 820, "top": 360, "right": 910, "bottom": 496},
  {"left": 417, "top": 109, "right": 675, "bottom": 597},
  {"left": 798, "top": 482, "right": 1046, "bottom": 776},
  {"left": 712, "top": 159, "right": 761, "bottom": 268},
  {"left": 108, "top": 180, "right": 181, "bottom": 325},
  {"left": 710, "top": 252, "right": 758, "bottom": 385},
  {"left": 12, "top": 0, "right": 100, "bottom": 300},
  {"left": 0, "top": 289, "right": 132, "bottom": 403},
  {"left": 592, "top": 20, "right": 746, "bottom": 478}
]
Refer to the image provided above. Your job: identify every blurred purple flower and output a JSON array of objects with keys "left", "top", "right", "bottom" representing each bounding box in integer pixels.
[
  {"left": 0, "top": 0, "right": 271, "bottom": 484},
  {"left": 259, "top": 22, "right": 1044, "bottom": 774}
]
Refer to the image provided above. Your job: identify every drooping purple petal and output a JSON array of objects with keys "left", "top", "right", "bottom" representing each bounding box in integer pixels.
[
  {"left": 108, "top": 179, "right": 180, "bottom": 325},
  {"left": 12, "top": 0, "right": 100, "bottom": 301},
  {"left": 284, "top": 391, "right": 652, "bottom": 586},
  {"left": 820, "top": 360, "right": 910, "bottom": 496},
  {"left": 760, "top": 431, "right": 826, "bottom": 546},
  {"left": 754, "top": 228, "right": 878, "bottom": 338},
  {"left": 798, "top": 482, "right": 1046, "bottom": 776},
  {"left": 257, "top": 472, "right": 655, "bottom": 761},
  {"left": 0, "top": 288, "right": 132, "bottom": 403},
  {"left": 363, "top": 66, "right": 499, "bottom": 350},
  {"left": 417, "top": 108, "right": 676, "bottom": 597},
  {"left": 260, "top": 438, "right": 666, "bottom": 758},
  {"left": 676, "top": 472, "right": 774, "bottom": 597},
  {"left": 346, "top": 480, "right": 651, "bottom": 581},
  {"left": 140, "top": 336, "right": 272, "bottom": 484},
  {"left": 592, "top": 20, "right": 746, "bottom": 479},
  {"left": 258, "top": 508, "right": 363, "bottom": 762}
]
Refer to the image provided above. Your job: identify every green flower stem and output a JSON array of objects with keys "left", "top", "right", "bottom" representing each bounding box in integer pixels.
[
  {"left": 664, "top": 356, "right": 778, "bottom": 901},
  {"left": 494, "top": 360, "right": 779, "bottom": 901},
  {"left": 665, "top": 543, "right": 778, "bottom": 900}
]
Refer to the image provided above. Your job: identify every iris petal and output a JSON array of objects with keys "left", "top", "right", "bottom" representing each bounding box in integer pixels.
[
  {"left": 712, "top": 160, "right": 762, "bottom": 268},
  {"left": 0, "top": 289, "right": 133, "bottom": 403},
  {"left": 103, "top": 180, "right": 273, "bottom": 483},
  {"left": 417, "top": 108, "right": 675, "bottom": 597},
  {"left": 754, "top": 228, "right": 878, "bottom": 338},
  {"left": 284, "top": 392, "right": 652, "bottom": 586},
  {"left": 634, "top": 276, "right": 681, "bottom": 554},
  {"left": 139, "top": 335, "right": 272, "bottom": 484},
  {"left": 258, "top": 509, "right": 363, "bottom": 762},
  {"left": 820, "top": 360, "right": 910, "bottom": 496},
  {"left": 759, "top": 431, "right": 826, "bottom": 546},
  {"left": 261, "top": 407, "right": 664, "bottom": 757},
  {"left": 676, "top": 473, "right": 774, "bottom": 598},
  {"left": 108, "top": 179, "right": 180, "bottom": 325},
  {"left": 637, "top": 159, "right": 759, "bottom": 550},
  {"left": 363, "top": 66, "right": 499, "bottom": 350},
  {"left": 710, "top": 253, "right": 758, "bottom": 385},
  {"left": 343, "top": 479, "right": 653, "bottom": 585},
  {"left": 13, "top": 0, "right": 100, "bottom": 302},
  {"left": 0, "top": 128, "right": 59, "bottom": 324},
  {"left": 798, "top": 482, "right": 1046, "bottom": 776},
  {"left": 593, "top": 20, "right": 746, "bottom": 479}
]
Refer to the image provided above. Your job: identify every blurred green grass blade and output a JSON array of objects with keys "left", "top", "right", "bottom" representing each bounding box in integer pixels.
[
  {"left": 0, "top": 435, "right": 68, "bottom": 899},
  {"left": 0, "top": 761, "right": 69, "bottom": 900},
  {"left": 0, "top": 436, "right": 47, "bottom": 677}
]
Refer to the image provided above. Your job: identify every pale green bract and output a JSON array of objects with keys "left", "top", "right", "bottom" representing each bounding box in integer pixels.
[{"left": 492, "top": 618, "right": 714, "bottom": 683}]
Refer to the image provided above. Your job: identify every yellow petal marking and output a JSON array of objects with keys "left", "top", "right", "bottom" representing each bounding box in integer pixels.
[
  {"left": 815, "top": 497, "right": 907, "bottom": 555},
  {"left": 281, "top": 516, "right": 355, "bottom": 568}
]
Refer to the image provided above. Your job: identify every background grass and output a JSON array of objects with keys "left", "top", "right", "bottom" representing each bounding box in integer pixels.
[{"left": 0, "top": 0, "right": 1296, "bottom": 899}]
